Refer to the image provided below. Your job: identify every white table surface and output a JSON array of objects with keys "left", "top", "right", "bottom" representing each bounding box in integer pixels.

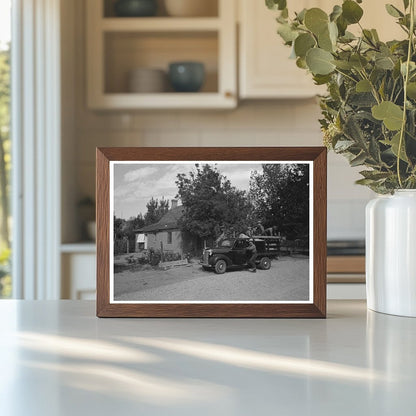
[{"left": 0, "top": 300, "right": 415, "bottom": 416}]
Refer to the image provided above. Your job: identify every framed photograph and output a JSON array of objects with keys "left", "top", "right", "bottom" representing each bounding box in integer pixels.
[{"left": 96, "top": 147, "right": 327, "bottom": 318}]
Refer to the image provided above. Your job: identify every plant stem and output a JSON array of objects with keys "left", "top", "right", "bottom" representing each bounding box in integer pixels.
[
  {"left": 397, "top": 0, "right": 415, "bottom": 188},
  {"left": 334, "top": 68, "right": 358, "bottom": 84}
]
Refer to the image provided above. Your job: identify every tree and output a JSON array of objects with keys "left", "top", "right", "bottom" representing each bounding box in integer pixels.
[
  {"left": 249, "top": 164, "right": 309, "bottom": 239},
  {"left": 113, "top": 213, "right": 146, "bottom": 253},
  {"left": 0, "top": 45, "right": 10, "bottom": 248},
  {"left": 113, "top": 216, "right": 125, "bottom": 240},
  {"left": 144, "top": 197, "right": 170, "bottom": 225},
  {"left": 176, "top": 164, "right": 253, "bottom": 239},
  {"left": 132, "top": 213, "right": 145, "bottom": 230},
  {"left": 156, "top": 198, "right": 169, "bottom": 219}
]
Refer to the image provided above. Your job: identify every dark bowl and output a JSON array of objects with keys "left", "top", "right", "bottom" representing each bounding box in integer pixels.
[
  {"left": 168, "top": 62, "right": 205, "bottom": 93},
  {"left": 114, "top": 0, "right": 158, "bottom": 17}
]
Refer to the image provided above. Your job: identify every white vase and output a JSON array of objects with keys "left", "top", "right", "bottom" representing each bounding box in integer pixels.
[{"left": 366, "top": 190, "right": 416, "bottom": 317}]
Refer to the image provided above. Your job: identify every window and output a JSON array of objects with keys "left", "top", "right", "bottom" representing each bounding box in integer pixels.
[
  {"left": 167, "top": 232, "right": 172, "bottom": 245},
  {"left": 0, "top": 0, "right": 11, "bottom": 298},
  {"left": 234, "top": 239, "right": 249, "bottom": 249}
]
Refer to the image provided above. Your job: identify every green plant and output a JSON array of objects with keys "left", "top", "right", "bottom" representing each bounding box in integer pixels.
[{"left": 266, "top": 0, "right": 416, "bottom": 193}]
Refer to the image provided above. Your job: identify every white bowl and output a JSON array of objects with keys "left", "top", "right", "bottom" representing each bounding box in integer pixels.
[
  {"left": 164, "top": 0, "right": 218, "bottom": 17},
  {"left": 128, "top": 68, "right": 167, "bottom": 93}
]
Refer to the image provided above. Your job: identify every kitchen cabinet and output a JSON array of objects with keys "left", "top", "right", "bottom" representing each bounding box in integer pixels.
[
  {"left": 238, "top": 0, "right": 404, "bottom": 99},
  {"left": 61, "top": 245, "right": 96, "bottom": 300},
  {"left": 239, "top": 0, "right": 325, "bottom": 99},
  {"left": 86, "top": 0, "right": 237, "bottom": 109}
]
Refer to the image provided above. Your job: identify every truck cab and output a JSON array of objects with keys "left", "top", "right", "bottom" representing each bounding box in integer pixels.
[{"left": 201, "top": 237, "right": 279, "bottom": 274}]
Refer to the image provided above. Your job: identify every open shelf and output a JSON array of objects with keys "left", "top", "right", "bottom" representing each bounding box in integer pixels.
[
  {"left": 103, "top": 0, "right": 219, "bottom": 18},
  {"left": 91, "top": 92, "right": 234, "bottom": 109},
  {"left": 87, "top": 0, "right": 236, "bottom": 109},
  {"left": 61, "top": 243, "right": 96, "bottom": 254},
  {"left": 101, "top": 17, "right": 221, "bottom": 32},
  {"left": 104, "top": 31, "right": 218, "bottom": 94}
]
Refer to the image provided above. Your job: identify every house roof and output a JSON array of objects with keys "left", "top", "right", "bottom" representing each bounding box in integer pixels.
[{"left": 135, "top": 205, "right": 184, "bottom": 233}]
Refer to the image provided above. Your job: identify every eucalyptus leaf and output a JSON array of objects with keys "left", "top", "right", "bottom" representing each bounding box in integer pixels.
[
  {"left": 355, "top": 178, "right": 378, "bottom": 186},
  {"left": 328, "top": 21, "right": 338, "bottom": 44},
  {"left": 306, "top": 48, "right": 335, "bottom": 75},
  {"left": 277, "top": 23, "right": 298, "bottom": 43},
  {"left": 372, "top": 101, "right": 404, "bottom": 131},
  {"left": 369, "top": 136, "right": 382, "bottom": 163},
  {"left": 371, "top": 29, "right": 380, "bottom": 43},
  {"left": 266, "top": 0, "right": 287, "bottom": 11},
  {"left": 296, "top": 8, "right": 307, "bottom": 23},
  {"left": 356, "top": 79, "right": 372, "bottom": 93},
  {"left": 387, "top": 132, "right": 409, "bottom": 162},
  {"left": 344, "top": 115, "right": 367, "bottom": 147},
  {"left": 407, "top": 82, "right": 416, "bottom": 99},
  {"left": 313, "top": 74, "right": 332, "bottom": 85},
  {"left": 375, "top": 55, "right": 395, "bottom": 70},
  {"left": 296, "top": 57, "right": 308, "bottom": 69},
  {"left": 318, "top": 27, "right": 334, "bottom": 52},
  {"left": 360, "top": 170, "right": 391, "bottom": 181},
  {"left": 333, "top": 60, "right": 353, "bottom": 70},
  {"left": 304, "top": 8, "right": 328, "bottom": 35},
  {"left": 385, "top": 4, "right": 404, "bottom": 17},
  {"left": 334, "top": 140, "right": 355, "bottom": 151},
  {"left": 330, "top": 5, "right": 342, "bottom": 22},
  {"left": 350, "top": 152, "right": 368, "bottom": 167},
  {"left": 363, "top": 29, "right": 376, "bottom": 46},
  {"left": 336, "top": 15, "right": 348, "bottom": 36},
  {"left": 342, "top": 0, "right": 364, "bottom": 24},
  {"left": 281, "top": 8, "right": 288, "bottom": 19},
  {"left": 350, "top": 54, "right": 368, "bottom": 70},
  {"left": 401, "top": 61, "right": 416, "bottom": 76},
  {"left": 339, "top": 31, "right": 356, "bottom": 43},
  {"left": 294, "top": 33, "right": 316, "bottom": 58},
  {"left": 276, "top": 14, "right": 288, "bottom": 24}
]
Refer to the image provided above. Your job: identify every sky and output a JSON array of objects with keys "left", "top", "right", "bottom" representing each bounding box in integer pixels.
[
  {"left": 113, "top": 162, "right": 264, "bottom": 220},
  {"left": 0, "top": 0, "right": 11, "bottom": 50}
]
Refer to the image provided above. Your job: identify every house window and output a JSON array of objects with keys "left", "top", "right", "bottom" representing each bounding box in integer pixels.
[{"left": 167, "top": 232, "right": 172, "bottom": 244}]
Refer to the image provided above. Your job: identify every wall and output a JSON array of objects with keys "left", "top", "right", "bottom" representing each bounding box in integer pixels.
[
  {"left": 62, "top": 0, "right": 374, "bottom": 243},
  {"left": 146, "top": 230, "right": 182, "bottom": 254}
]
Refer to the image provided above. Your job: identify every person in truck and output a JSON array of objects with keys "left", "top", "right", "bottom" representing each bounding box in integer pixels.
[{"left": 247, "top": 238, "right": 257, "bottom": 273}]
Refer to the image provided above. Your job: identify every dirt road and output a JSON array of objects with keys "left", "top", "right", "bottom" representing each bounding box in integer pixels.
[{"left": 114, "top": 256, "right": 310, "bottom": 302}]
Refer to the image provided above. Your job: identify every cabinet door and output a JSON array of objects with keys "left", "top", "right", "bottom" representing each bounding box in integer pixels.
[
  {"left": 358, "top": 0, "right": 404, "bottom": 41},
  {"left": 239, "top": 0, "right": 404, "bottom": 99},
  {"left": 62, "top": 253, "right": 96, "bottom": 300},
  {"left": 239, "top": 0, "right": 326, "bottom": 99}
]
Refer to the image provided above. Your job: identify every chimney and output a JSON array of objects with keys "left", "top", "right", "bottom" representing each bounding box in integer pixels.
[{"left": 171, "top": 199, "right": 178, "bottom": 209}]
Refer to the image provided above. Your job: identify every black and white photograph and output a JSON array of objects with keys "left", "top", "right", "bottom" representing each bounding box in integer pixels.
[{"left": 110, "top": 161, "right": 312, "bottom": 303}]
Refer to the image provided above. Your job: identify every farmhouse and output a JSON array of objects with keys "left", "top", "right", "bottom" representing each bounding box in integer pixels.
[{"left": 135, "top": 200, "right": 199, "bottom": 256}]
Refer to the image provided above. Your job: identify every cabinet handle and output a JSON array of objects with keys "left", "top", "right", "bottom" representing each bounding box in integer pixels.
[{"left": 225, "top": 91, "right": 234, "bottom": 99}]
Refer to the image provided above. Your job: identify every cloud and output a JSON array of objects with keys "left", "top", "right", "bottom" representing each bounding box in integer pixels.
[{"left": 124, "top": 167, "right": 158, "bottom": 183}]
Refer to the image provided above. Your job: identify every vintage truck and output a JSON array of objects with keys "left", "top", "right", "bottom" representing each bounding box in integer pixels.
[{"left": 201, "top": 237, "right": 280, "bottom": 274}]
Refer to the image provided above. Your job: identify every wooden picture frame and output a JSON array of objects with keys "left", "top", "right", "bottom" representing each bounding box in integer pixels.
[{"left": 96, "top": 147, "right": 327, "bottom": 318}]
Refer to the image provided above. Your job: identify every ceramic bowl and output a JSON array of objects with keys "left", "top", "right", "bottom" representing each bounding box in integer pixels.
[
  {"left": 114, "top": 0, "right": 158, "bottom": 17},
  {"left": 128, "top": 68, "right": 167, "bottom": 93},
  {"left": 164, "top": 0, "right": 218, "bottom": 17},
  {"left": 87, "top": 221, "right": 96, "bottom": 241},
  {"left": 168, "top": 62, "right": 205, "bottom": 92}
]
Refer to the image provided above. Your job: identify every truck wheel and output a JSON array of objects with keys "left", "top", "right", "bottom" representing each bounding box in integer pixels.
[
  {"left": 214, "top": 259, "right": 227, "bottom": 274},
  {"left": 259, "top": 257, "right": 271, "bottom": 270}
]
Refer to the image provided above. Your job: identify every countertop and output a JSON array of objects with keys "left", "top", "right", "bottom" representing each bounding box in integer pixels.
[{"left": 0, "top": 300, "right": 415, "bottom": 415}]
